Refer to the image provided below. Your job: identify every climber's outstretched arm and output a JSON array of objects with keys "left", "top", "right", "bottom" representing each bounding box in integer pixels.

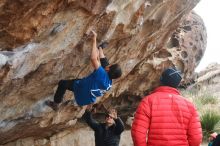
[{"left": 90, "top": 31, "right": 101, "bottom": 70}]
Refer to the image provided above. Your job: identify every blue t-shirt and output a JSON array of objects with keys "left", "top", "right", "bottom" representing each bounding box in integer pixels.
[{"left": 73, "top": 66, "right": 112, "bottom": 106}]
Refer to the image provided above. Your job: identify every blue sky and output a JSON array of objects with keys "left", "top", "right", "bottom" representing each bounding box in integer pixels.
[{"left": 194, "top": 0, "right": 220, "bottom": 71}]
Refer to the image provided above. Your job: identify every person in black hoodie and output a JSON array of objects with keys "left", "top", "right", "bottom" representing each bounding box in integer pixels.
[{"left": 83, "top": 106, "right": 125, "bottom": 146}]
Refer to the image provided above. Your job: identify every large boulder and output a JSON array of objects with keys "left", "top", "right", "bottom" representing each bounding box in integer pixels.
[{"left": 0, "top": 0, "right": 206, "bottom": 145}]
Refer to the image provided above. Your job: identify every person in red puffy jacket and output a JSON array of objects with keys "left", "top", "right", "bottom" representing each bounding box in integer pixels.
[{"left": 131, "top": 68, "right": 202, "bottom": 146}]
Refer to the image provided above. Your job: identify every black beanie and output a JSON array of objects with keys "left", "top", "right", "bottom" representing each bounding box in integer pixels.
[{"left": 160, "top": 68, "right": 182, "bottom": 88}]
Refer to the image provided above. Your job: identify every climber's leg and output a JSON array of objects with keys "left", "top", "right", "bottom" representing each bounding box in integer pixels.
[
  {"left": 54, "top": 80, "right": 74, "bottom": 103},
  {"left": 46, "top": 79, "right": 75, "bottom": 111}
]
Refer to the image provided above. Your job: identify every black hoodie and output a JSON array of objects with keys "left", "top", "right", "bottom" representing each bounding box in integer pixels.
[{"left": 83, "top": 110, "right": 125, "bottom": 146}]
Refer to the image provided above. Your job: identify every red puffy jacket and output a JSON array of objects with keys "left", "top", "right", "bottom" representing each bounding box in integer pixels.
[{"left": 131, "top": 86, "right": 202, "bottom": 146}]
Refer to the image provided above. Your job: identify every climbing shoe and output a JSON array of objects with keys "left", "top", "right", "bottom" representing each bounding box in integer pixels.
[
  {"left": 98, "top": 41, "right": 108, "bottom": 49},
  {"left": 45, "top": 100, "right": 59, "bottom": 111}
]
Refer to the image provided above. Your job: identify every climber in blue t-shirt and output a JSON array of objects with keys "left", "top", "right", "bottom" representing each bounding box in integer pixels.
[{"left": 46, "top": 31, "right": 122, "bottom": 110}]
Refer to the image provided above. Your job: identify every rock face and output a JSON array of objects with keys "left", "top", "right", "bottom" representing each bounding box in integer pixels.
[
  {"left": 0, "top": 0, "right": 206, "bottom": 145},
  {"left": 4, "top": 128, "right": 133, "bottom": 146},
  {"left": 190, "top": 63, "right": 220, "bottom": 97}
]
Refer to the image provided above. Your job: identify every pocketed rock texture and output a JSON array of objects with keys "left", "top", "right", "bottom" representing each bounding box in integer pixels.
[{"left": 0, "top": 0, "right": 206, "bottom": 145}]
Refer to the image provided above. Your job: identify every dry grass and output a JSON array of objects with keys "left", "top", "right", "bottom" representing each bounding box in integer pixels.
[{"left": 181, "top": 89, "right": 220, "bottom": 142}]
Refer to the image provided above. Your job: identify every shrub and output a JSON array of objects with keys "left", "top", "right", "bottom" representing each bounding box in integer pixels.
[{"left": 200, "top": 108, "right": 220, "bottom": 141}]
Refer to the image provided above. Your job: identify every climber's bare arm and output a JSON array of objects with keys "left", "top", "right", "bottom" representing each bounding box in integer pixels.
[{"left": 90, "top": 31, "right": 101, "bottom": 70}]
